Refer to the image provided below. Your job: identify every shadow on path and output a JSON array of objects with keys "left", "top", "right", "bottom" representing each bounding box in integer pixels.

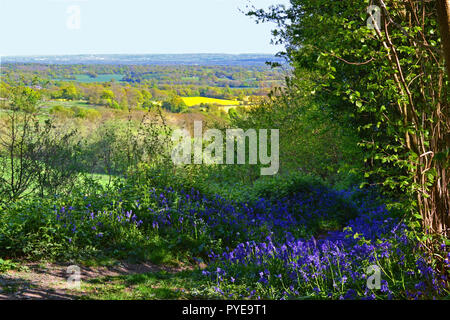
[
  {"left": 0, "top": 274, "right": 77, "bottom": 300},
  {"left": 0, "top": 260, "right": 190, "bottom": 300}
]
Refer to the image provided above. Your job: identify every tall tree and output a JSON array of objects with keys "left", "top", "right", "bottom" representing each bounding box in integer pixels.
[{"left": 437, "top": 0, "right": 450, "bottom": 75}]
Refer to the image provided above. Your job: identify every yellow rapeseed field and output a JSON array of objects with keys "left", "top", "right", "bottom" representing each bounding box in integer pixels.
[{"left": 181, "top": 97, "right": 241, "bottom": 107}]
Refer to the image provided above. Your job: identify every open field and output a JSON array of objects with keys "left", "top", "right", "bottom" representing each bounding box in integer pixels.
[
  {"left": 53, "top": 74, "right": 125, "bottom": 83},
  {"left": 39, "top": 99, "right": 96, "bottom": 109}
]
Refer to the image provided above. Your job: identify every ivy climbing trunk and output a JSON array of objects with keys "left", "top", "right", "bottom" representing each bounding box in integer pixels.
[
  {"left": 437, "top": 0, "right": 450, "bottom": 76},
  {"left": 426, "top": 0, "right": 450, "bottom": 238}
]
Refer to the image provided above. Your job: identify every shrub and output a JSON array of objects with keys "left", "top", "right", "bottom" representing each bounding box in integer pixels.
[
  {"left": 49, "top": 105, "right": 75, "bottom": 118},
  {"left": 72, "top": 106, "right": 101, "bottom": 120}
]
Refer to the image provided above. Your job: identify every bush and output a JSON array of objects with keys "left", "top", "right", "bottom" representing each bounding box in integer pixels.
[
  {"left": 49, "top": 105, "right": 75, "bottom": 118},
  {"left": 72, "top": 106, "right": 101, "bottom": 120},
  {"left": 250, "top": 172, "right": 326, "bottom": 201}
]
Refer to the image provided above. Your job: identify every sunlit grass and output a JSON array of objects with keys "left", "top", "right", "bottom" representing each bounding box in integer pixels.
[{"left": 80, "top": 270, "right": 216, "bottom": 300}]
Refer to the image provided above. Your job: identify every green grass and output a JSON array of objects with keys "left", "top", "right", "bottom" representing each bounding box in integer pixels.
[
  {"left": 181, "top": 77, "right": 200, "bottom": 81},
  {"left": 80, "top": 270, "right": 216, "bottom": 300},
  {"left": 88, "top": 173, "right": 115, "bottom": 187},
  {"left": 0, "top": 258, "right": 20, "bottom": 273}
]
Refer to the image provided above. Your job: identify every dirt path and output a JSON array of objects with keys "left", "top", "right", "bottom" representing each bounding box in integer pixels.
[{"left": 0, "top": 261, "right": 187, "bottom": 300}]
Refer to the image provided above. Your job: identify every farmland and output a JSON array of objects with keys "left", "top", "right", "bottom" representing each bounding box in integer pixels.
[{"left": 53, "top": 74, "right": 125, "bottom": 83}]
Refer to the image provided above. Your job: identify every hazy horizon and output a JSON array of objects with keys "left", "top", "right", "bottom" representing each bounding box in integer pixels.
[
  {"left": 1, "top": 52, "right": 282, "bottom": 58},
  {"left": 0, "top": 53, "right": 285, "bottom": 67}
]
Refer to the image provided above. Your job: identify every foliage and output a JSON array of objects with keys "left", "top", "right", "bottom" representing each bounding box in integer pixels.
[
  {"left": 0, "top": 168, "right": 447, "bottom": 298},
  {"left": 0, "top": 86, "right": 83, "bottom": 201},
  {"left": 71, "top": 106, "right": 102, "bottom": 120},
  {"left": 49, "top": 105, "right": 75, "bottom": 118},
  {"left": 232, "top": 75, "right": 364, "bottom": 186},
  {"left": 162, "top": 95, "right": 188, "bottom": 113}
]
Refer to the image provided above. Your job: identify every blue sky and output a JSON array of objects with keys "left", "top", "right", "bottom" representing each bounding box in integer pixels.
[{"left": 0, "top": 0, "right": 290, "bottom": 56}]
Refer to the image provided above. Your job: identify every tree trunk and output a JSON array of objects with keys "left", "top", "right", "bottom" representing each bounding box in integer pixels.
[
  {"left": 434, "top": 1, "right": 450, "bottom": 238},
  {"left": 423, "top": 167, "right": 450, "bottom": 238},
  {"left": 437, "top": 0, "right": 450, "bottom": 76}
]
